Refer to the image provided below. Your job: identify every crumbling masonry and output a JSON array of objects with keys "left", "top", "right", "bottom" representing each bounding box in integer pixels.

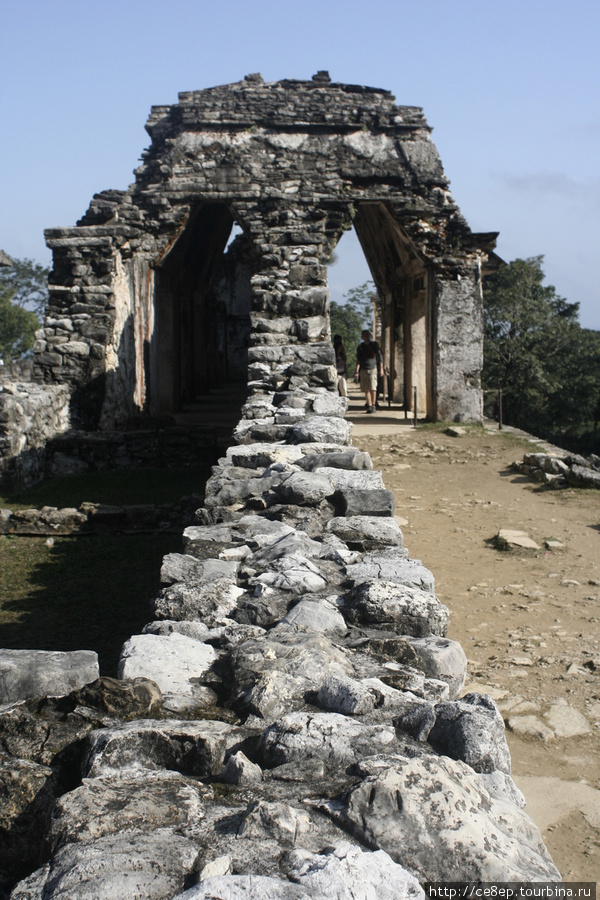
[{"left": 33, "top": 72, "right": 497, "bottom": 436}]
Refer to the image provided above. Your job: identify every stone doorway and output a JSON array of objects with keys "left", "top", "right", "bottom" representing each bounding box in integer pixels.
[
  {"left": 352, "top": 203, "right": 432, "bottom": 418},
  {"left": 152, "top": 203, "right": 252, "bottom": 417}
]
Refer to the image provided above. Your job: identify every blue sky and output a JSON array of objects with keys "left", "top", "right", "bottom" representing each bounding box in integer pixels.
[{"left": 1, "top": 0, "right": 598, "bottom": 327}]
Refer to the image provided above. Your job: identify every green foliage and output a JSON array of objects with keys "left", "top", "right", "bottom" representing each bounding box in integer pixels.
[
  {"left": 483, "top": 256, "right": 600, "bottom": 451},
  {"left": 330, "top": 280, "right": 376, "bottom": 374},
  {"left": 0, "top": 255, "right": 48, "bottom": 362},
  {"left": 0, "top": 256, "right": 50, "bottom": 315},
  {"left": 0, "top": 295, "right": 40, "bottom": 361}
]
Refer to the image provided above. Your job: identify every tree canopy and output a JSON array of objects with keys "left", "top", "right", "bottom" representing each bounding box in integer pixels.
[
  {"left": 482, "top": 255, "right": 600, "bottom": 451},
  {"left": 0, "top": 256, "right": 47, "bottom": 363}
]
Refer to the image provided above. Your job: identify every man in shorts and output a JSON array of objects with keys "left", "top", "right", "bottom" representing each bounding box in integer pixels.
[{"left": 355, "top": 329, "right": 383, "bottom": 413}]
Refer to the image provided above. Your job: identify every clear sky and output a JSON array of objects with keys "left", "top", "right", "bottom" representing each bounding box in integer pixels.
[{"left": 1, "top": 0, "right": 598, "bottom": 327}]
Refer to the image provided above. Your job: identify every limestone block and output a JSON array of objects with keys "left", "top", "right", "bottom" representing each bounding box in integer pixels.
[
  {"left": 46, "top": 771, "right": 209, "bottom": 852},
  {"left": 0, "top": 649, "right": 99, "bottom": 704},
  {"left": 82, "top": 718, "right": 238, "bottom": 778},
  {"left": 172, "top": 875, "right": 306, "bottom": 899},
  {"left": 407, "top": 636, "right": 467, "bottom": 698},
  {"left": 311, "top": 466, "right": 384, "bottom": 492},
  {"left": 291, "top": 416, "right": 352, "bottom": 445},
  {"left": 326, "top": 515, "right": 403, "bottom": 549},
  {"left": 159, "top": 553, "right": 239, "bottom": 585},
  {"left": 297, "top": 448, "right": 372, "bottom": 471},
  {"left": 319, "top": 755, "right": 561, "bottom": 882},
  {"left": 227, "top": 442, "right": 304, "bottom": 468},
  {"left": 272, "top": 470, "right": 334, "bottom": 505},
  {"left": 346, "top": 581, "right": 448, "bottom": 637},
  {"left": 252, "top": 557, "right": 328, "bottom": 594},
  {"left": 429, "top": 693, "right": 512, "bottom": 774},
  {"left": 151, "top": 579, "right": 245, "bottom": 625},
  {"left": 310, "top": 393, "right": 348, "bottom": 417},
  {"left": 316, "top": 673, "right": 427, "bottom": 718},
  {"left": 283, "top": 843, "right": 424, "bottom": 900},
  {"left": 347, "top": 554, "right": 434, "bottom": 593},
  {"left": 280, "top": 599, "right": 347, "bottom": 636},
  {"left": 9, "top": 828, "right": 200, "bottom": 900},
  {"left": 334, "top": 488, "right": 395, "bottom": 517},
  {"left": 118, "top": 632, "right": 217, "bottom": 711},
  {"left": 260, "top": 712, "right": 398, "bottom": 771}
]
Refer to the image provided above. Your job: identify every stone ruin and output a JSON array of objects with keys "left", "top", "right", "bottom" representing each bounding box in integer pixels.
[
  {"left": 1, "top": 71, "right": 501, "bottom": 488},
  {"left": 0, "top": 77, "right": 562, "bottom": 896}
]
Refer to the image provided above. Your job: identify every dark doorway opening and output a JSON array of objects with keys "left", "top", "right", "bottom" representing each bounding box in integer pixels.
[{"left": 152, "top": 203, "right": 252, "bottom": 425}]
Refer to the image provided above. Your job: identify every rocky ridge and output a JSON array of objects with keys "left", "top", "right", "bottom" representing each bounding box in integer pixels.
[{"left": 0, "top": 389, "right": 561, "bottom": 898}]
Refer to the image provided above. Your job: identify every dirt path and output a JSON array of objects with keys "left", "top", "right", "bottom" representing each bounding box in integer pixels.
[{"left": 348, "top": 390, "right": 600, "bottom": 883}]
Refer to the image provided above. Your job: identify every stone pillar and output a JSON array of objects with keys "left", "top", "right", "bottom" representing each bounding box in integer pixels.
[{"left": 433, "top": 263, "right": 484, "bottom": 423}]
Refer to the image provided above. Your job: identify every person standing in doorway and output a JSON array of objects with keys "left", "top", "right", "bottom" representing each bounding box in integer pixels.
[
  {"left": 355, "top": 329, "right": 383, "bottom": 413},
  {"left": 333, "top": 334, "right": 347, "bottom": 397}
]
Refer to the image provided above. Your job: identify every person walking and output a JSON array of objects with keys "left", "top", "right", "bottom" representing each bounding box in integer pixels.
[
  {"left": 333, "top": 334, "right": 347, "bottom": 397},
  {"left": 355, "top": 329, "right": 383, "bottom": 413}
]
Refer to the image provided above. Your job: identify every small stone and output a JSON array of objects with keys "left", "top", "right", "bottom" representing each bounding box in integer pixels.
[
  {"left": 506, "top": 715, "right": 554, "bottom": 741},
  {"left": 496, "top": 530, "right": 541, "bottom": 551},
  {"left": 544, "top": 702, "right": 591, "bottom": 738}
]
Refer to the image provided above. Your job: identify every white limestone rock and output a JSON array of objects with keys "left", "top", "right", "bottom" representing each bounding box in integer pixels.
[
  {"left": 9, "top": 828, "right": 200, "bottom": 900},
  {"left": 173, "top": 875, "right": 308, "bottom": 899},
  {"left": 312, "top": 467, "right": 384, "bottom": 492},
  {"left": 259, "top": 712, "right": 398, "bottom": 771},
  {"left": 408, "top": 636, "right": 467, "bottom": 698},
  {"left": 82, "top": 718, "right": 238, "bottom": 779},
  {"left": 118, "top": 632, "right": 217, "bottom": 711},
  {"left": 150, "top": 579, "right": 245, "bottom": 625},
  {"left": 160, "top": 554, "right": 239, "bottom": 586},
  {"left": 319, "top": 755, "right": 561, "bottom": 882},
  {"left": 326, "top": 515, "right": 404, "bottom": 549},
  {"left": 284, "top": 842, "right": 424, "bottom": 900},
  {"left": 227, "top": 442, "right": 305, "bottom": 469},
  {"left": 46, "top": 771, "right": 209, "bottom": 852},
  {"left": 252, "top": 557, "right": 328, "bottom": 594},
  {"left": 272, "top": 470, "right": 334, "bottom": 505},
  {"left": 280, "top": 599, "right": 347, "bottom": 636},
  {"left": 291, "top": 416, "right": 352, "bottom": 445},
  {"left": 346, "top": 581, "right": 449, "bottom": 637},
  {"left": 310, "top": 393, "right": 348, "bottom": 416},
  {"left": 347, "top": 554, "right": 434, "bottom": 593},
  {"left": 0, "top": 649, "right": 99, "bottom": 704},
  {"left": 316, "top": 674, "right": 428, "bottom": 718}
]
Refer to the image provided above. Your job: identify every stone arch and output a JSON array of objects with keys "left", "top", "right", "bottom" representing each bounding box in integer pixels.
[
  {"left": 37, "top": 74, "right": 500, "bottom": 433},
  {"left": 352, "top": 202, "right": 433, "bottom": 417}
]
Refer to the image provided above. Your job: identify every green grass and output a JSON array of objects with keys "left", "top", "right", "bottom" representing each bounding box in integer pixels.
[{"left": 0, "top": 466, "right": 211, "bottom": 676}]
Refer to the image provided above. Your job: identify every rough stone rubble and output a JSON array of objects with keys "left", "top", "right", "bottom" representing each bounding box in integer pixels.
[
  {"left": 513, "top": 450, "right": 600, "bottom": 490},
  {"left": 1, "top": 386, "right": 560, "bottom": 897}
]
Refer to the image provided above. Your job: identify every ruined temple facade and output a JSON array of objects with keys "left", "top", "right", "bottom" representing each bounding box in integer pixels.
[{"left": 34, "top": 72, "right": 498, "bottom": 430}]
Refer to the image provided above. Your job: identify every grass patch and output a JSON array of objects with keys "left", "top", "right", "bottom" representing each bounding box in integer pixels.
[{"left": 0, "top": 466, "right": 212, "bottom": 676}]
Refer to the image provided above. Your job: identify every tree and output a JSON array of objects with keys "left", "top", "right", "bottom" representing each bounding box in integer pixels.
[
  {"left": 483, "top": 256, "right": 600, "bottom": 448},
  {"left": 330, "top": 280, "right": 377, "bottom": 375},
  {"left": 0, "top": 256, "right": 49, "bottom": 316},
  {"left": 0, "top": 256, "right": 47, "bottom": 363}
]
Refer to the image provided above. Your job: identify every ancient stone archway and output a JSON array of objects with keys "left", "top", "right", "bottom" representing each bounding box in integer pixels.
[{"left": 36, "top": 72, "right": 498, "bottom": 431}]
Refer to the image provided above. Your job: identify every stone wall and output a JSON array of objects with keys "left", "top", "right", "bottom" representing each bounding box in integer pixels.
[
  {"left": 0, "top": 382, "right": 70, "bottom": 490},
  {"left": 1, "top": 378, "right": 561, "bottom": 893}
]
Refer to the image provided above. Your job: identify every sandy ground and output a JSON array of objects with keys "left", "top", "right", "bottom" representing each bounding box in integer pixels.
[{"left": 347, "top": 387, "right": 600, "bottom": 884}]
